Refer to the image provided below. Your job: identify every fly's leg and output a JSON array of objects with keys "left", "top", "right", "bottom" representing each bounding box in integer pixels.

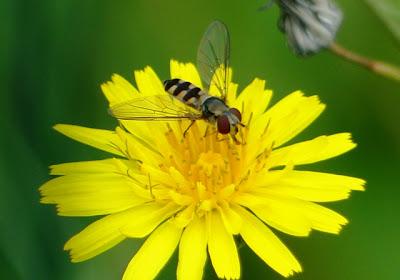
[
  {"left": 183, "top": 120, "right": 196, "bottom": 138},
  {"left": 203, "top": 125, "right": 218, "bottom": 138},
  {"left": 204, "top": 126, "right": 209, "bottom": 138},
  {"left": 216, "top": 134, "right": 229, "bottom": 142},
  {"left": 230, "top": 134, "right": 241, "bottom": 145}
]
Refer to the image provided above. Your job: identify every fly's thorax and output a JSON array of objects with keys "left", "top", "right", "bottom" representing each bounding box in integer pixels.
[
  {"left": 163, "top": 79, "right": 206, "bottom": 110},
  {"left": 201, "top": 96, "right": 229, "bottom": 119}
]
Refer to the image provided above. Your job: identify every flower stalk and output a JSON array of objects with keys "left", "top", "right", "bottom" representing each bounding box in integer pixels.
[{"left": 329, "top": 42, "right": 400, "bottom": 82}]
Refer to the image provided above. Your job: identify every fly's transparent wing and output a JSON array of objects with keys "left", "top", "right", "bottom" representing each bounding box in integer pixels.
[
  {"left": 197, "top": 20, "right": 230, "bottom": 102},
  {"left": 108, "top": 95, "right": 203, "bottom": 121}
]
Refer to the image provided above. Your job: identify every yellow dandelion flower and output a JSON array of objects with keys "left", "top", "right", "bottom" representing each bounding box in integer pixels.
[{"left": 40, "top": 60, "right": 365, "bottom": 280}]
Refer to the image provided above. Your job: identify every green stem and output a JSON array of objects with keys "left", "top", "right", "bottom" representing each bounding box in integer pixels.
[{"left": 329, "top": 42, "right": 400, "bottom": 82}]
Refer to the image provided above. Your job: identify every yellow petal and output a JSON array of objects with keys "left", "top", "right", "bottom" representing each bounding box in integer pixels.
[
  {"left": 115, "top": 127, "right": 162, "bottom": 165},
  {"left": 233, "top": 78, "right": 272, "bottom": 122},
  {"left": 173, "top": 205, "right": 195, "bottom": 228},
  {"left": 168, "top": 190, "right": 193, "bottom": 206},
  {"left": 264, "top": 170, "right": 365, "bottom": 202},
  {"left": 122, "top": 220, "right": 183, "bottom": 280},
  {"left": 169, "top": 166, "right": 190, "bottom": 187},
  {"left": 40, "top": 173, "right": 151, "bottom": 216},
  {"left": 225, "top": 81, "right": 239, "bottom": 107},
  {"left": 264, "top": 91, "right": 325, "bottom": 147},
  {"left": 170, "top": 60, "right": 202, "bottom": 87},
  {"left": 121, "top": 202, "right": 180, "bottom": 238},
  {"left": 140, "top": 162, "right": 175, "bottom": 188},
  {"left": 235, "top": 206, "right": 302, "bottom": 277},
  {"left": 207, "top": 210, "right": 240, "bottom": 279},
  {"left": 248, "top": 194, "right": 348, "bottom": 234},
  {"left": 64, "top": 204, "right": 152, "bottom": 262},
  {"left": 236, "top": 193, "right": 312, "bottom": 236},
  {"left": 54, "top": 124, "right": 124, "bottom": 156},
  {"left": 268, "top": 133, "right": 356, "bottom": 167},
  {"left": 218, "top": 201, "right": 243, "bottom": 234},
  {"left": 50, "top": 158, "right": 137, "bottom": 175},
  {"left": 300, "top": 201, "right": 348, "bottom": 234},
  {"left": 101, "top": 74, "right": 139, "bottom": 106},
  {"left": 125, "top": 66, "right": 169, "bottom": 144},
  {"left": 177, "top": 217, "right": 207, "bottom": 280},
  {"left": 236, "top": 193, "right": 348, "bottom": 235},
  {"left": 100, "top": 73, "right": 161, "bottom": 145},
  {"left": 134, "top": 66, "right": 165, "bottom": 96},
  {"left": 103, "top": 74, "right": 168, "bottom": 147}
]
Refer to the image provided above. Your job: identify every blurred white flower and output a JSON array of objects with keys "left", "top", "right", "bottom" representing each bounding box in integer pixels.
[{"left": 275, "top": 0, "right": 343, "bottom": 56}]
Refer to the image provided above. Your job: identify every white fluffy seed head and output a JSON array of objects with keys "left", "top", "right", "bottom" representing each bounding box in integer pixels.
[{"left": 276, "top": 0, "right": 343, "bottom": 56}]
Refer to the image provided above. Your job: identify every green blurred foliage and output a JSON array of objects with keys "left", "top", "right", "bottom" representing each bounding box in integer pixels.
[
  {"left": 365, "top": 0, "right": 400, "bottom": 44},
  {"left": 1, "top": 0, "right": 399, "bottom": 279}
]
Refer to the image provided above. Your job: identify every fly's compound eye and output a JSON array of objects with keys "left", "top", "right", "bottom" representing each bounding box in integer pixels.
[
  {"left": 217, "top": 115, "right": 230, "bottom": 134},
  {"left": 229, "top": 108, "right": 242, "bottom": 121}
]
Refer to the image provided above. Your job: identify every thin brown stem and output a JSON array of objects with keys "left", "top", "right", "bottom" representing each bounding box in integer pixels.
[{"left": 329, "top": 42, "right": 400, "bottom": 82}]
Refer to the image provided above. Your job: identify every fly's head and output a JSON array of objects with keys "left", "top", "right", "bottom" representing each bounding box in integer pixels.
[{"left": 216, "top": 107, "right": 243, "bottom": 136}]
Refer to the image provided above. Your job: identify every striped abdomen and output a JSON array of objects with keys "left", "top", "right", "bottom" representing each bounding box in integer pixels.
[{"left": 163, "top": 79, "right": 207, "bottom": 110}]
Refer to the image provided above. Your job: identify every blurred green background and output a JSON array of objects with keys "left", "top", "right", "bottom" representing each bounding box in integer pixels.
[{"left": 1, "top": 0, "right": 399, "bottom": 279}]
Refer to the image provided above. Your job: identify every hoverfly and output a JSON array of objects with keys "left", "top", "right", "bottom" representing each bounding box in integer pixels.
[{"left": 109, "top": 21, "right": 244, "bottom": 143}]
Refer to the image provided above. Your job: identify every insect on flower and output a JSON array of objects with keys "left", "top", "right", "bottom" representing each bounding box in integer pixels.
[
  {"left": 41, "top": 61, "right": 366, "bottom": 280},
  {"left": 108, "top": 21, "right": 245, "bottom": 143}
]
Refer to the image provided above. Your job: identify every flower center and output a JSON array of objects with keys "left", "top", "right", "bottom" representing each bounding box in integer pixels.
[
  {"left": 149, "top": 122, "right": 249, "bottom": 214},
  {"left": 196, "top": 151, "right": 226, "bottom": 176}
]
